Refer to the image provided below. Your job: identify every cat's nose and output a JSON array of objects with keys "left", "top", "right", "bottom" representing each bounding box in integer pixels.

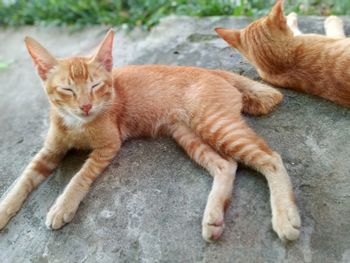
[{"left": 80, "top": 104, "right": 92, "bottom": 115}]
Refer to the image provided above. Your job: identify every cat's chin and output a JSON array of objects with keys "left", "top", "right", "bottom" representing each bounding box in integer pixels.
[{"left": 57, "top": 109, "right": 98, "bottom": 127}]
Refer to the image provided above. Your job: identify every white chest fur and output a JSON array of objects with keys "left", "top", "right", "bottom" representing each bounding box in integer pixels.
[{"left": 58, "top": 112, "right": 94, "bottom": 149}]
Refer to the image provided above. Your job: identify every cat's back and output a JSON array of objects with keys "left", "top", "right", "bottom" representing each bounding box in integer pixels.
[
  {"left": 112, "top": 64, "right": 238, "bottom": 99},
  {"left": 113, "top": 65, "right": 243, "bottom": 106},
  {"left": 294, "top": 35, "right": 350, "bottom": 60},
  {"left": 112, "top": 64, "right": 211, "bottom": 87},
  {"left": 291, "top": 36, "right": 350, "bottom": 106}
]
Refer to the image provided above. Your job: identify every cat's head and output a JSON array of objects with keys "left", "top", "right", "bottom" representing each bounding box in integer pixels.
[
  {"left": 25, "top": 29, "right": 115, "bottom": 124},
  {"left": 215, "top": 0, "right": 293, "bottom": 73}
]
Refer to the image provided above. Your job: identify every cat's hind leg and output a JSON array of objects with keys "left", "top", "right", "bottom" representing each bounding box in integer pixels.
[
  {"left": 287, "top": 12, "right": 303, "bottom": 36},
  {"left": 196, "top": 113, "right": 301, "bottom": 241},
  {"left": 210, "top": 70, "right": 283, "bottom": 116},
  {"left": 325, "top": 16, "right": 346, "bottom": 39},
  {"left": 171, "top": 123, "right": 237, "bottom": 242}
]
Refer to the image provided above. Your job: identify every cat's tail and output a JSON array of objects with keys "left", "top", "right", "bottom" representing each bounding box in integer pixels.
[{"left": 210, "top": 70, "right": 283, "bottom": 115}]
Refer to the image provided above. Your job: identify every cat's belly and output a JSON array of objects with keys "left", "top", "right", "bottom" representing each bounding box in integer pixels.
[
  {"left": 118, "top": 110, "right": 185, "bottom": 141},
  {"left": 118, "top": 120, "right": 172, "bottom": 141}
]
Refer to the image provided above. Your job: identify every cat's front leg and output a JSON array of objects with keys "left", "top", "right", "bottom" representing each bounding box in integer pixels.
[
  {"left": 0, "top": 137, "right": 67, "bottom": 230},
  {"left": 46, "top": 142, "right": 120, "bottom": 229}
]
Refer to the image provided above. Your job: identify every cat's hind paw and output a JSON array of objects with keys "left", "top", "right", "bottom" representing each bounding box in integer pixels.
[
  {"left": 325, "top": 16, "right": 344, "bottom": 28},
  {"left": 324, "top": 16, "right": 345, "bottom": 39},
  {"left": 287, "top": 12, "right": 298, "bottom": 26},
  {"left": 287, "top": 12, "right": 302, "bottom": 36},
  {"left": 272, "top": 203, "right": 301, "bottom": 242},
  {"left": 202, "top": 210, "right": 225, "bottom": 242}
]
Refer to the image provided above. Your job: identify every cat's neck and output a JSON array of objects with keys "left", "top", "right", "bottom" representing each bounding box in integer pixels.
[
  {"left": 252, "top": 40, "right": 295, "bottom": 75},
  {"left": 57, "top": 110, "right": 95, "bottom": 128}
]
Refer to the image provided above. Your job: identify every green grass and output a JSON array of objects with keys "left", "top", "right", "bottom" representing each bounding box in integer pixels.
[
  {"left": 0, "top": 0, "right": 349, "bottom": 29},
  {"left": 0, "top": 60, "right": 11, "bottom": 70}
]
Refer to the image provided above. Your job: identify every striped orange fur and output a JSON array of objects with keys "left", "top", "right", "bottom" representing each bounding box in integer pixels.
[
  {"left": 0, "top": 29, "right": 300, "bottom": 242},
  {"left": 216, "top": 0, "right": 350, "bottom": 107}
]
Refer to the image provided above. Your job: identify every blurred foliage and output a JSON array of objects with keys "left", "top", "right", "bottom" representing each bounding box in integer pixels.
[
  {"left": 0, "top": 59, "right": 11, "bottom": 70},
  {"left": 0, "top": 0, "right": 349, "bottom": 29}
]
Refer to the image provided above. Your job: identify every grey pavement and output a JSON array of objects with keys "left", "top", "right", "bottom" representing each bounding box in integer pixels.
[{"left": 0, "top": 16, "right": 349, "bottom": 263}]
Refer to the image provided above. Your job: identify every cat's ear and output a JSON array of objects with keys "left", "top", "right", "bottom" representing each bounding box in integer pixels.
[
  {"left": 215, "top": 28, "right": 241, "bottom": 48},
  {"left": 268, "top": 0, "right": 287, "bottom": 30},
  {"left": 91, "top": 29, "right": 115, "bottom": 72},
  {"left": 24, "top": 37, "right": 58, "bottom": 80}
]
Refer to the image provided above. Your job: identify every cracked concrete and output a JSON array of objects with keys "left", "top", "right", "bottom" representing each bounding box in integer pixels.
[{"left": 0, "top": 16, "right": 350, "bottom": 263}]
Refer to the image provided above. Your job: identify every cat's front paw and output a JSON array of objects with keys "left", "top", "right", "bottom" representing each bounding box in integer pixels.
[
  {"left": 46, "top": 197, "right": 79, "bottom": 230},
  {"left": 202, "top": 208, "right": 225, "bottom": 242},
  {"left": 0, "top": 199, "right": 22, "bottom": 230},
  {"left": 0, "top": 204, "right": 12, "bottom": 230},
  {"left": 272, "top": 202, "right": 301, "bottom": 242}
]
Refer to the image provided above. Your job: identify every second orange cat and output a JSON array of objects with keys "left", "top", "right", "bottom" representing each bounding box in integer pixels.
[{"left": 216, "top": 0, "right": 350, "bottom": 107}]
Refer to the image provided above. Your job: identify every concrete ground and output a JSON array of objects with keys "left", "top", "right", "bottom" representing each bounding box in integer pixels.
[{"left": 0, "top": 16, "right": 349, "bottom": 263}]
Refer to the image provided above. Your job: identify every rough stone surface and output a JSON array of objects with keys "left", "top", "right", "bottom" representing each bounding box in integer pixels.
[{"left": 0, "top": 16, "right": 350, "bottom": 263}]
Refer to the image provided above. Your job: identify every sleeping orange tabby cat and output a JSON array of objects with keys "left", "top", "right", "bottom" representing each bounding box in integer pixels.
[
  {"left": 0, "top": 29, "right": 301, "bottom": 242},
  {"left": 216, "top": 0, "right": 350, "bottom": 107}
]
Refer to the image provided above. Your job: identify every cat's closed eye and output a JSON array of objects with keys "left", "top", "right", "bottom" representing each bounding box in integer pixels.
[
  {"left": 91, "top": 82, "right": 102, "bottom": 90},
  {"left": 57, "top": 86, "right": 75, "bottom": 95}
]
